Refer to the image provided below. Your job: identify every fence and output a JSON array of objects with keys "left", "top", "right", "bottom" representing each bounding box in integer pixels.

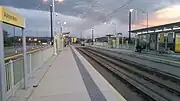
[
  {"left": 3, "top": 47, "right": 53, "bottom": 99},
  {"left": 94, "top": 42, "right": 135, "bottom": 50}
]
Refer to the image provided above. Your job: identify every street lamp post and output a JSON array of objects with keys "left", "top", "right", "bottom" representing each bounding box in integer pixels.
[
  {"left": 50, "top": 5, "right": 53, "bottom": 46},
  {"left": 141, "top": 11, "right": 149, "bottom": 33},
  {"left": 141, "top": 10, "right": 149, "bottom": 50},
  {"left": 129, "top": 9, "right": 134, "bottom": 44},
  {"left": 130, "top": 8, "right": 149, "bottom": 50},
  {"left": 112, "top": 23, "right": 116, "bottom": 36},
  {"left": 146, "top": 12, "right": 149, "bottom": 51},
  {"left": 58, "top": 21, "right": 66, "bottom": 34},
  {"left": 92, "top": 28, "right": 94, "bottom": 45},
  {"left": 57, "top": 22, "right": 62, "bottom": 34},
  {"left": 44, "top": 0, "right": 64, "bottom": 54},
  {"left": 52, "top": 0, "right": 57, "bottom": 55},
  {"left": 104, "top": 22, "right": 116, "bottom": 36},
  {"left": 129, "top": 8, "right": 151, "bottom": 51},
  {"left": 146, "top": 12, "right": 149, "bottom": 33}
]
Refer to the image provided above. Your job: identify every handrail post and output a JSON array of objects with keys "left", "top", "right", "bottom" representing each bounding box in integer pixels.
[
  {"left": 23, "top": 32, "right": 28, "bottom": 89},
  {"left": 41, "top": 49, "right": 44, "bottom": 64},
  {"left": 29, "top": 54, "right": 32, "bottom": 78},
  {"left": 0, "top": 22, "right": 6, "bottom": 101},
  {"left": 10, "top": 60, "right": 15, "bottom": 96},
  {"left": 39, "top": 50, "right": 42, "bottom": 67}
]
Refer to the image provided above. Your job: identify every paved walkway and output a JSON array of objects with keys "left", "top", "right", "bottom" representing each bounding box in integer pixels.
[
  {"left": 27, "top": 47, "right": 125, "bottom": 101},
  {"left": 27, "top": 47, "right": 91, "bottom": 101}
]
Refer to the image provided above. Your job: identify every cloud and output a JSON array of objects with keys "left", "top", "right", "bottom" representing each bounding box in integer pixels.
[
  {"left": 2, "top": 0, "right": 177, "bottom": 21},
  {"left": 7, "top": 6, "right": 129, "bottom": 38},
  {"left": 133, "top": 4, "right": 180, "bottom": 29},
  {"left": 2, "top": 0, "right": 180, "bottom": 38},
  {"left": 7, "top": 6, "right": 84, "bottom": 37}
]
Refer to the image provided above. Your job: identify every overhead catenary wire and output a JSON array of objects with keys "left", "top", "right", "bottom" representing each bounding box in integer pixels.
[
  {"left": 81, "top": 0, "right": 100, "bottom": 18},
  {"left": 81, "top": 0, "right": 134, "bottom": 20},
  {"left": 102, "top": 0, "right": 134, "bottom": 20},
  {"left": 79, "top": 0, "right": 175, "bottom": 37},
  {"left": 77, "top": 0, "right": 100, "bottom": 33},
  {"left": 78, "top": 0, "right": 134, "bottom": 34},
  {"left": 93, "top": 0, "right": 134, "bottom": 23},
  {"left": 106, "top": 0, "right": 176, "bottom": 19}
]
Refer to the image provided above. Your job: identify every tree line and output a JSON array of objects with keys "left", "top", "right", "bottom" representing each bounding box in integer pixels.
[{"left": 3, "top": 30, "right": 22, "bottom": 47}]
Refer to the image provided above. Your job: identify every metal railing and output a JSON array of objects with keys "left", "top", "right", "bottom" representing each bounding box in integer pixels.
[
  {"left": 94, "top": 42, "right": 135, "bottom": 50},
  {"left": 2, "top": 47, "right": 53, "bottom": 99}
]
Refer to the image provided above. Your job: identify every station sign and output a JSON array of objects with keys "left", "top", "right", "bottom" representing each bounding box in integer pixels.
[{"left": 0, "top": 6, "right": 25, "bottom": 28}]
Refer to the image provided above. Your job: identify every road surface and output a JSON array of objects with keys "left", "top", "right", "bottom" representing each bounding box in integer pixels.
[{"left": 4, "top": 45, "right": 48, "bottom": 58}]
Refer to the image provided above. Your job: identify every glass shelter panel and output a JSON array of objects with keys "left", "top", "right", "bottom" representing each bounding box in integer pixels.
[
  {"left": 2, "top": 23, "right": 24, "bottom": 93},
  {"left": 3, "top": 23, "right": 23, "bottom": 58}
]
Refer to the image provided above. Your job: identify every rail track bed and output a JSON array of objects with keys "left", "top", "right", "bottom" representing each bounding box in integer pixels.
[{"left": 76, "top": 47, "right": 180, "bottom": 101}]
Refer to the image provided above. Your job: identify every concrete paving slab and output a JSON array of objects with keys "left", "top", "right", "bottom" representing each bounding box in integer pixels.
[
  {"left": 28, "top": 93, "right": 91, "bottom": 101},
  {"left": 27, "top": 47, "right": 91, "bottom": 101}
]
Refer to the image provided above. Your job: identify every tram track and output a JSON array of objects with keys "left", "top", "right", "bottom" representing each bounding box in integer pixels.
[
  {"left": 88, "top": 47, "right": 180, "bottom": 84},
  {"left": 76, "top": 47, "right": 180, "bottom": 101}
]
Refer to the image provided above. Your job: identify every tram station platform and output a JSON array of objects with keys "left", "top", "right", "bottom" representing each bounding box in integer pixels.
[
  {"left": 9, "top": 46, "right": 126, "bottom": 101},
  {"left": 89, "top": 45, "right": 180, "bottom": 78},
  {"left": 90, "top": 45, "right": 180, "bottom": 67}
]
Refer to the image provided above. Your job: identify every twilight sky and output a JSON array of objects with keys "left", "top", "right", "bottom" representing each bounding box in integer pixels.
[{"left": 1, "top": 0, "right": 180, "bottom": 38}]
